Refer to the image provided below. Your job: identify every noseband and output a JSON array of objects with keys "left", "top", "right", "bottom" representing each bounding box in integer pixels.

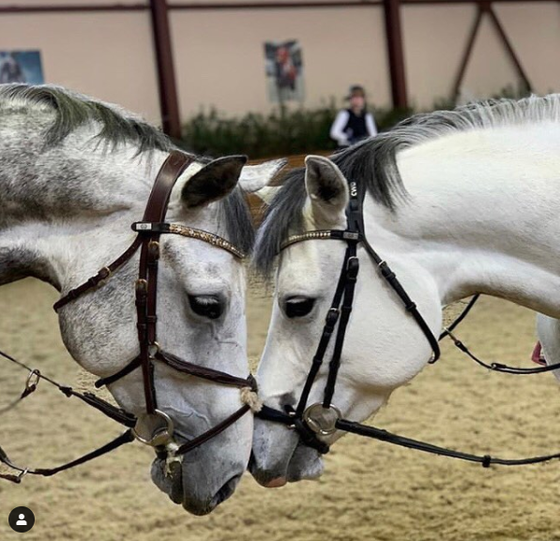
[
  {"left": 0, "top": 151, "right": 257, "bottom": 482},
  {"left": 257, "top": 179, "right": 560, "bottom": 468}
]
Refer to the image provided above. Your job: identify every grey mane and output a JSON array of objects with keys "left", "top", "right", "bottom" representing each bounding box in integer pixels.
[
  {"left": 0, "top": 83, "right": 173, "bottom": 153},
  {"left": 254, "top": 93, "right": 560, "bottom": 275},
  {"left": 0, "top": 84, "right": 254, "bottom": 253}
]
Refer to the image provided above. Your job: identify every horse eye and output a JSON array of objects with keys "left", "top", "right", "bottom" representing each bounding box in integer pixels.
[
  {"left": 284, "top": 297, "right": 316, "bottom": 319},
  {"left": 188, "top": 295, "right": 224, "bottom": 320}
]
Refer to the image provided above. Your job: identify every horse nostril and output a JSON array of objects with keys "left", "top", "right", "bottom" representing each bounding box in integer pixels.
[{"left": 214, "top": 474, "right": 241, "bottom": 506}]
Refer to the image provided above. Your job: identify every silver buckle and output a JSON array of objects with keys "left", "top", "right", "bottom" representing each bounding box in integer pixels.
[{"left": 148, "top": 342, "right": 160, "bottom": 359}]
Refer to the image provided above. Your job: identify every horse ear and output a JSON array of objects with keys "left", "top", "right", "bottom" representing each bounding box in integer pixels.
[
  {"left": 239, "top": 158, "right": 288, "bottom": 193},
  {"left": 182, "top": 155, "right": 247, "bottom": 208},
  {"left": 304, "top": 155, "right": 349, "bottom": 221},
  {"left": 252, "top": 185, "right": 281, "bottom": 206}
]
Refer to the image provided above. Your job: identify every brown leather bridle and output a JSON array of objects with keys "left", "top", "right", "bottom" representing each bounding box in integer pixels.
[{"left": 54, "top": 150, "right": 258, "bottom": 454}]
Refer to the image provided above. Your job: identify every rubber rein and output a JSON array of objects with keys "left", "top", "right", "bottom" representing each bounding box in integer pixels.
[
  {"left": 256, "top": 179, "right": 560, "bottom": 468},
  {"left": 0, "top": 151, "right": 258, "bottom": 483}
]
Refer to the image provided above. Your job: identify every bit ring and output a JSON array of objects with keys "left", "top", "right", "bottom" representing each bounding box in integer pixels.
[{"left": 132, "top": 409, "right": 174, "bottom": 447}]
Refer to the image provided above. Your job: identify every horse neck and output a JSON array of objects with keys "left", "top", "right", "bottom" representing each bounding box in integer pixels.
[
  {"left": 0, "top": 127, "right": 167, "bottom": 289},
  {"left": 364, "top": 122, "right": 560, "bottom": 318}
]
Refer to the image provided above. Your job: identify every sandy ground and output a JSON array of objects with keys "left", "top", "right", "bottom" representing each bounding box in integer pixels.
[{"left": 1, "top": 279, "right": 560, "bottom": 541}]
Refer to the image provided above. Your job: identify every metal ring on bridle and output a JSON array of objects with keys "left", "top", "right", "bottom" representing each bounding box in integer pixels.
[
  {"left": 148, "top": 342, "right": 160, "bottom": 359},
  {"left": 132, "top": 409, "right": 174, "bottom": 447},
  {"left": 25, "top": 369, "right": 41, "bottom": 392},
  {"left": 303, "top": 403, "right": 341, "bottom": 436}
]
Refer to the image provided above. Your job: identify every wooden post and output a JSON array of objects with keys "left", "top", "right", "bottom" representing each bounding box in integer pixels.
[
  {"left": 487, "top": 4, "right": 532, "bottom": 92},
  {"left": 383, "top": 0, "right": 408, "bottom": 109},
  {"left": 452, "top": 4, "right": 485, "bottom": 100},
  {"left": 149, "top": 0, "right": 182, "bottom": 139}
]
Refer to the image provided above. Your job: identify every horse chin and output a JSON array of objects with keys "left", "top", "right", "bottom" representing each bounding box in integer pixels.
[
  {"left": 150, "top": 455, "right": 243, "bottom": 515},
  {"left": 286, "top": 441, "right": 325, "bottom": 482},
  {"left": 250, "top": 420, "right": 325, "bottom": 487}
]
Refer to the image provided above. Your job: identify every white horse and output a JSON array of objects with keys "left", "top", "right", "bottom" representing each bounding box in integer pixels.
[
  {"left": 247, "top": 94, "right": 560, "bottom": 487},
  {"left": 0, "top": 84, "right": 282, "bottom": 514}
]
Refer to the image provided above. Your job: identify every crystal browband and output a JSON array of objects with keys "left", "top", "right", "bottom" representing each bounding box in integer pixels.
[
  {"left": 280, "top": 230, "right": 361, "bottom": 252},
  {"left": 132, "top": 222, "right": 246, "bottom": 259}
]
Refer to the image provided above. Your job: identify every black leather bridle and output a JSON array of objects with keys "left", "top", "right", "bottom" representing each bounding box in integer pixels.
[
  {"left": 257, "top": 178, "right": 560, "bottom": 468},
  {"left": 0, "top": 150, "right": 258, "bottom": 482}
]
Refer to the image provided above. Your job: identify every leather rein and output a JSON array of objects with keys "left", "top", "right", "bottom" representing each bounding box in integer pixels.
[
  {"left": 0, "top": 150, "right": 257, "bottom": 483},
  {"left": 256, "top": 179, "right": 560, "bottom": 468}
]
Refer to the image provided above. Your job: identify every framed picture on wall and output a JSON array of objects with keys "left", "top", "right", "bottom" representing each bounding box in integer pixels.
[
  {"left": 264, "top": 40, "right": 304, "bottom": 104},
  {"left": 0, "top": 51, "right": 44, "bottom": 84}
]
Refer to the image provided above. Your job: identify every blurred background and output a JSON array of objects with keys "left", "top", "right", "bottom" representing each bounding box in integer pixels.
[{"left": 1, "top": 0, "right": 559, "bottom": 157}]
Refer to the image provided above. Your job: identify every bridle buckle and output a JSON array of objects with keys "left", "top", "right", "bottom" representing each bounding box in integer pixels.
[
  {"left": 148, "top": 342, "right": 160, "bottom": 359},
  {"left": 135, "top": 279, "right": 148, "bottom": 295},
  {"left": 325, "top": 308, "right": 340, "bottom": 327},
  {"left": 346, "top": 256, "right": 360, "bottom": 280},
  {"left": 98, "top": 267, "right": 112, "bottom": 283},
  {"left": 148, "top": 240, "right": 160, "bottom": 260}
]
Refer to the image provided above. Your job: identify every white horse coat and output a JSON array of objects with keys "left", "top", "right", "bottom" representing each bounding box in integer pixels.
[{"left": 246, "top": 95, "right": 560, "bottom": 486}]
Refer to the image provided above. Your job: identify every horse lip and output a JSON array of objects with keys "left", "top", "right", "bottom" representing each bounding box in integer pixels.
[{"left": 153, "top": 455, "right": 183, "bottom": 504}]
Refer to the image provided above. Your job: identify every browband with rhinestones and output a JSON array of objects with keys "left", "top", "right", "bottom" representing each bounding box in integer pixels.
[
  {"left": 280, "top": 230, "right": 361, "bottom": 252},
  {"left": 132, "top": 222, "right": 246, "bottom": 259}
]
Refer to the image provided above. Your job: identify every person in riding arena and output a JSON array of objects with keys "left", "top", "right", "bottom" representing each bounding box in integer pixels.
[{"left": 330, "top": 85, "right": 377, "bottom": 149}]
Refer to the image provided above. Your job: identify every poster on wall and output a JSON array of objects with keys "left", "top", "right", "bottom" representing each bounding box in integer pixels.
[
  {"left": 0, "top": 51, "right": 44, "bottom": 84},
  {"left": 264, "top": 40, "right": 304, "bottom": 104}
]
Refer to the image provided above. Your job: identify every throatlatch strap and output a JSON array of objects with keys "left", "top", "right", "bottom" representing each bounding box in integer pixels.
[
  {"left": 53, "top": 237, "right": 143, "bottom": 312},
  {"left": 363, "top": 241, "right": 441, "bottom": 363}
]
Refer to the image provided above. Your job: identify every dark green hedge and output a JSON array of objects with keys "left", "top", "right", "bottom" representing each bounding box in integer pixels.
[{"left": 180, "top": 85, "right": 529, "bottom": 159}]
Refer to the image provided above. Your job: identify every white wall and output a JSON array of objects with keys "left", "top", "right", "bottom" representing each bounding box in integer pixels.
[
  {"left": 0, "top": 0, "right": 558, "bottom": 125},
  {"left": 170, "top": 6, "right": 390, "bottom": 117},
  {"left": 0, "top": 5, "right": 160, "bottom": 123}
]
